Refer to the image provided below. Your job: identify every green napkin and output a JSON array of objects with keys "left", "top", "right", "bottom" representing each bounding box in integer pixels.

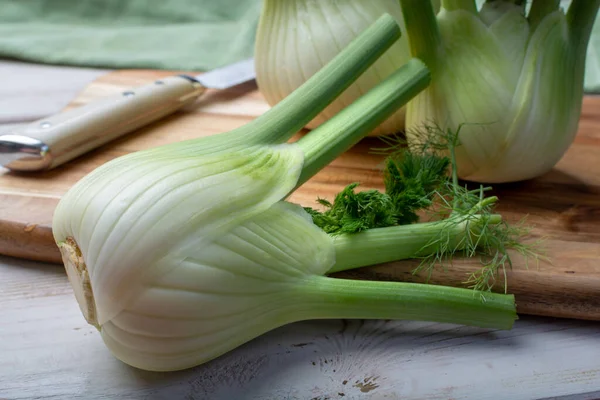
[{"left": 0, "top": 0, "right": 262, "bottom": 71}]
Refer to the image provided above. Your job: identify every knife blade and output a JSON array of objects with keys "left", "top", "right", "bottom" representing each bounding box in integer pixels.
[{"left": 0, "top": 58, "right": 256, "bottom": 172}]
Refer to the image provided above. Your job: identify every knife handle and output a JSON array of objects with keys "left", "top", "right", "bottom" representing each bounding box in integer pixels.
[{"left": 0, "top": 76, "right": 205, "bottom": 172}]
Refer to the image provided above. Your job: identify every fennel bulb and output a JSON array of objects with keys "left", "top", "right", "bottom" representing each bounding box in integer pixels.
[
  {"left": 399, "top": 0, "right": 600, "bottom": 183},
  {"left": 53, "top": 15, "right": 516, "bottom": 372},
  {"left": 255, "top": 0, "right": 412, "bottom": 136}
]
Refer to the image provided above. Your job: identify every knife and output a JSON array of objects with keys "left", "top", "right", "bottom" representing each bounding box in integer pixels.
[{"left": 0, "top": 58, "right": 256, "bottom": 172}]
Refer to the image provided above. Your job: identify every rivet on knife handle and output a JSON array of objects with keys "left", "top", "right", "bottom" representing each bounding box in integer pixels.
[{"left": 0, "top": 76, "right": 205, "bottom": 172}]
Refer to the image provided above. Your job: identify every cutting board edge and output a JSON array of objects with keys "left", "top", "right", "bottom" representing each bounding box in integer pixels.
[
  {"left": 3, "top": 242, "right": 597, "bottom": 321},
  {"left": 516, "top": 303, "right": 600, "bottom": 321},
  {"left": 0, "top": 220, "right": 62, "bottom": 264}
]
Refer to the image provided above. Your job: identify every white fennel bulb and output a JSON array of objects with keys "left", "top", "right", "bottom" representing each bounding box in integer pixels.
[
  {"left": 255, "top": 0, "right": 413, "bottom": 136},
  {"left": 53, "top": 16, "right": 516, "bottom": 372},
  {"left": 399, "top": 0, "right": 600, "bottom": 183},
  {"left": 55, "top": 143, "right": 338, "bottom": 371}
]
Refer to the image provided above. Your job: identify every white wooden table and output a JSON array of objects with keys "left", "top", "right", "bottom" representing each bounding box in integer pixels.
[{"left": 1, "top": 60, "right": 600, "bottom": 400}]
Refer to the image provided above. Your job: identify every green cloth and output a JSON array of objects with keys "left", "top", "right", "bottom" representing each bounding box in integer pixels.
[{"left": 0, "top": 0, "right": 262, "bottom": 71}]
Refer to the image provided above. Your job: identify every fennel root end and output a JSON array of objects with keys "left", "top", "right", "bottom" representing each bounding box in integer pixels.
[{"left": 59, "top": 237, "right": 99, "bottom": 329}]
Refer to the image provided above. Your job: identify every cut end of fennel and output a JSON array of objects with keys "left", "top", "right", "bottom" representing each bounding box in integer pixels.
[{"left": 59, "top": 237, "right": 99, "bottom": 330}]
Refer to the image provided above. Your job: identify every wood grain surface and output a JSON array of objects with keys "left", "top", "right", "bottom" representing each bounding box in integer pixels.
[{"left": 1, "top": 70, "right": 599, "bottom": 320}]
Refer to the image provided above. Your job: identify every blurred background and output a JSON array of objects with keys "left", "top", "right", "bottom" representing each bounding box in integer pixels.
[
  {"left": 2, "top": 0, "right": 600, "bottom": 132},
  {"left": 0, "top": 0, "right": 262, "bottom": 133}
]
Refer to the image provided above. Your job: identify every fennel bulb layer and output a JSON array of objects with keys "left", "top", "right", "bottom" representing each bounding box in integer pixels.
[
  {"left": 400, "top": 0, "right": 600, "bottom": 183},
  {"left": 94, "top": 200, "right": 337, "bottom": 371},
  {"left": 54, "top": 143, "right": 305, "bottom": 328},
  {"left": 255, "top": 0, "right": 411, "bottom": 136}
]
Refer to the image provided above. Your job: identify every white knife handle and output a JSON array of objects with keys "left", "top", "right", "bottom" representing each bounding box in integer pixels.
[{"left": 0, "top": 76, "right": 205, "bottom": 172}]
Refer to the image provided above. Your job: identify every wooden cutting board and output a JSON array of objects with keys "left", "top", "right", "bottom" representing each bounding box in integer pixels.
[{"left": 2, "top": 70, "right": 600, "bottom": 321}]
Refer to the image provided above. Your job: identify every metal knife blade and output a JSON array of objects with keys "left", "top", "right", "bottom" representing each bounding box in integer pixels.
[
  {"left": 193, "top": 58, "right": 256, "bottom": 90},
  {"left": 0, "top": 58, "right": 256, "bottom": 172}
]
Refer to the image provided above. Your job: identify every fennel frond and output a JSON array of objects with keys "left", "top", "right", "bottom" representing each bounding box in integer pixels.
[{"left": 311, "top": 123, "right": 545, "bottom": 293}]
